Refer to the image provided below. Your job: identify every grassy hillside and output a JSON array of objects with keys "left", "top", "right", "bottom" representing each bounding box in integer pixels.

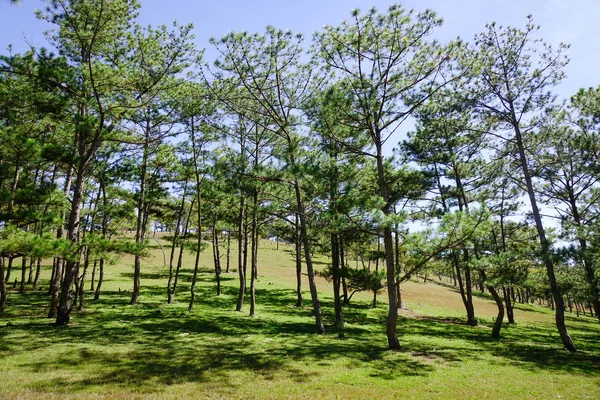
[{"left": 0, "top": 237, "right": 599, "bottom": 399}]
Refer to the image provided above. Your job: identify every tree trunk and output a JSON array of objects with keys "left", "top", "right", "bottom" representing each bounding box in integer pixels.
[
  {"left": 482, "top": 272, "right": 505, "bottom": 338},
  {"left": 236, "top": 196, "right": 246, "bottom": 311},
  {"left": 294, "top": 179, "right": 325, "bottom": 334},
  {"left": 27, "top": 257, "right": 34, "bottom": 285},
  {"left": 0, "top": 258, "right": 7, "bottom": 312},
  {"left": 568, "top": 195, "right": 600, "bottom": 322},
  {"left": 249, "top": 208, "right": 257, "bottom": 316},
  {"left": 90, "top": 260, "right": 97, "bottom": 292},
  {"left": 375, "top": 139, "right": 399, "bottom": 350},
  {"left": 33, "top": 258, "right": 42, "bottom": 288},
  {"left": 5, "top": 257, "right": 13, "bottom": 283},
  {"left": 49, "top": 166, "right": 73, "bottom": 313},
  {"left": 226, "top": 231, "right": 231, "bottom": 273},
  {"left": 503, "top": 286, "right": 515, "bottom": 324},
  {"left": 130, "top": 129, "right": 150, "bottom": 305},
  {"left": 19, "top": 256, "right": 27, "bottom": 294},
  {"left": 454, "top": 252, "right": 476, "bottom": 326},
  {"left": 77, "top": 249, "right": 90, "bottom": 311},
  {"left": 512, "top": 115, "right": 575, "bottom": 351},
  {"left": 189, "top": 117, "right": 204, "bottom": 312},
  {"left": 94, "top": 259, "right": 104, "bottom": 300},
  {"left": 295, "top": 213, "right": 303, "bottom": 307},
  {"left": 464, "top": 264, "right": 477, "bottom": 326},
  {"left": 332, "top": 232, "right": 343, "bottom": 327},
  {"left": 56, "top": 159, "right": 86, "bottom": 326},
  {"left": 212, "top": 222, "right": 222, "bottom": 296},
  {"left": 167, "top": 180, "right": 188, "bottom": 303},
  {"left": 340, "top": 238, "right": 348, "bottom": 305}
]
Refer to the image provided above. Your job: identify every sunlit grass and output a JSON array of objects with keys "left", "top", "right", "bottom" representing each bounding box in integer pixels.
[{"left": 0, "top": 237, "right": 598, "bottom": 399}]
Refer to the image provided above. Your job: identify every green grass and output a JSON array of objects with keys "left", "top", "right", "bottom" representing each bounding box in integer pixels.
[{"left": 0, "top": 237, "right": 599, "bottom": 399}]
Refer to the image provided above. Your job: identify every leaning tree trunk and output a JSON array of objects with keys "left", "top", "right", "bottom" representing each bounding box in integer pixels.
[
  {"left": 293, "top": 178, "right": 325, "bottom": 334},
  {"left": 512, "top": 112, "right": 575, "bottom": 351},
  {"left": 32, "top": 258, "right": 42, "bottom": 288},
  {"left": 482, "top": 270, "right": 505, "bottom": 338}
]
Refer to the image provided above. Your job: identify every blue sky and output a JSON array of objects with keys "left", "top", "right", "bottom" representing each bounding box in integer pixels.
[{"left": 1, "top": 0, "right": 598, "bottom": 98}]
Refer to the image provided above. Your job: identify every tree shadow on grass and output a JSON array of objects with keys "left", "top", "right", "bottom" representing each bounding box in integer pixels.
[
  {"left": 399, "top": 314, "right": 600, "bottom": 375},
  {"left": 2, "top": 279, "right": 600, "bottom": 395}
]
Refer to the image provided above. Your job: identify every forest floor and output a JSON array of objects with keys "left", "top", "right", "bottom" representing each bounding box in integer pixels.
[{"left": 0, "top": 236, "right": 599, "bottom": 399}]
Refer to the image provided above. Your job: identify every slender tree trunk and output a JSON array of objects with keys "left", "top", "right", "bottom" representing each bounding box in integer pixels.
[
  {"left": 464, "top": 263, "right": 477, "bottom": 326},
  {"left": 19, "top": 256, "right": 27, "bottom": 294},
  {"left": 249, "top": 190, "right": 258, "bottom": 316},
  {"left": 454, "top": 252, "right": 476, "bottom": 326},
  {"left": 0, "top": 257, "right": 7, "bottom": 312},
  {"left": 48, "top": 259, "right": 56, "bottom": 295},
  {"left": 5, "top": 257, "right": 13, "bottom": 283},
  {"left": 90, "top": 260, "right": 97, "bottom": 292},
  {"left": 78, "top": 248, "right": 90, "bottom": 311},
  {"left": 170, "top": 199, "right": 194, "bottom": 303},
  {"left": 332, "top": 232, "right": 343, "bottom": 327},
  {"left": 56, "top": 158, "right": 87, "bottom": 326},
  {"left": 394, "top": 225, "right": 401, "bottom": 308},
  {"left": 568, "top": 196, "right": 600, "bottom": 321},
  {"left": 293, "top": 179, "right": 325, "bottom": 334},
  {"left": 503, "top": 286, "right": 515, "bottom": 324},
  {"left": 236, "top": 197, "right": 246, "bottom": 311},
  {"left": 226, "top": 230, "right": 231, "bottom": 273},
  {"left": 189, "top": 117, "right": 204, "bottom": 312},
  {"left": 482, "top": 271, "right": 505, "bottom": 338},
  {"left": 94, "top": 181, "right": 109, "bottom": 301},
  {"left": 212, "top": 222, "right": 222, "bottom": 296},
  {"left": 294, "top": 213, "right": 303, "bottom": 307},
  {"left": 131, "top": 128, "right": 150, "bottom": 305},
  {"left": 94, "top": 259, "right": 104, "bottom": 301},
  {"left": 340, "top": 238, "right": 348, "bottom": 305},
  {"left": 373, "top": 239, "right": 380, "bottom": 308},
  {"left": 27, "top": 257, "right": 34, "bottom": 285},
  {"left": 167, "top": 179, "right": 188, "bottom": 303},
  {"left": 33, "top": 258, "right": 42, "bottom": 288},
  {"left": 375, "top": 139, "right": 399, "bottom": 350},
  {"left": 50, "top": 166, "right": 73, "bottom": 318},
  {"left": 512, "top": 115, "right": 575, "bottom": 351}
]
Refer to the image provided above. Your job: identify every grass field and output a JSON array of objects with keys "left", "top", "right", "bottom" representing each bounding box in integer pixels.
[{"left": 1, "top": 237, "right": 599, "bottom": 399}]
